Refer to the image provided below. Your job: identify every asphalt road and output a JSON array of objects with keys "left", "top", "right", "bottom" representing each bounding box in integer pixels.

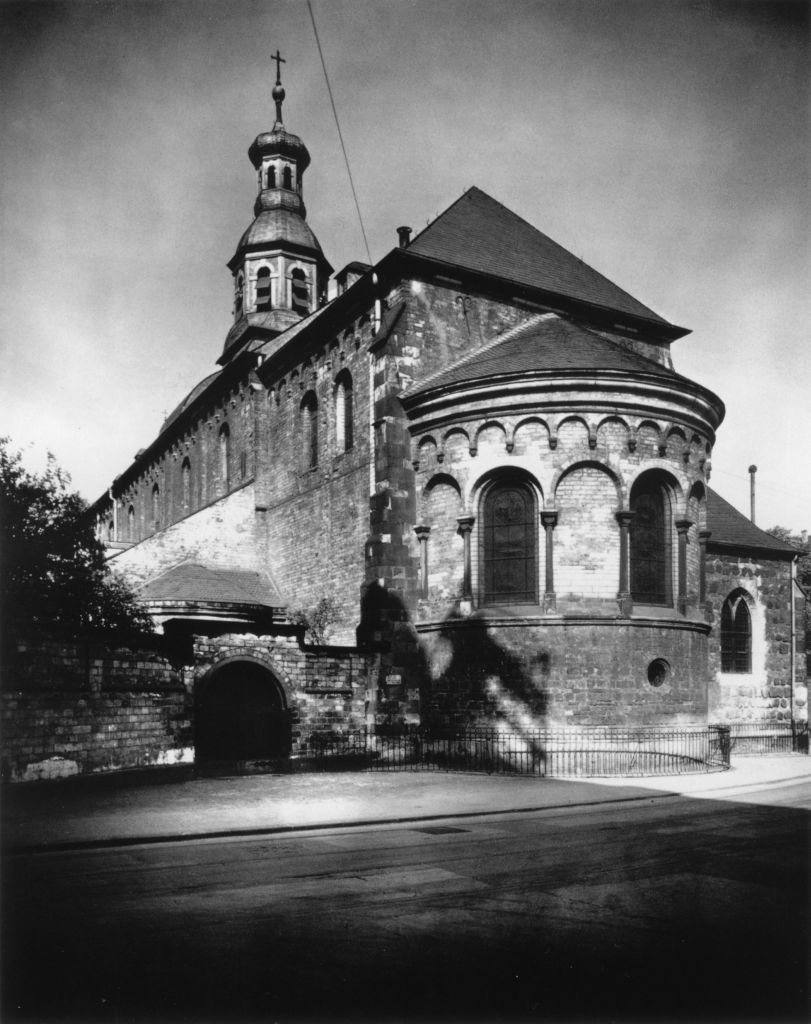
[{"left": 3, "top": 780, "right": 809, "bottom": 1024}]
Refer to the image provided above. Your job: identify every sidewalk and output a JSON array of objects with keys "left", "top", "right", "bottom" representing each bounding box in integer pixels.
[{"left": 3, "top": 756, "right": 810, "bottom": 853}]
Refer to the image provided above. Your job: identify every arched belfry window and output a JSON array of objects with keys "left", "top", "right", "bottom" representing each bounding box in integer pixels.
[
  {"left": 152, "top": 483, "right": 161, "bottom": 533},
  {"left": 256, "top": 266, "right": 272, "bottom": 311},
  {"left": 630, "top": 473, "right": 672, "bottom": 605},
  {"left": 481, "top": 477, "right": 538, "bottom": 605},
  {"left": 218, "top": 424, "right": 230, "bottom": 492},
  {"left": 721, "top": 592, "right": 752, "bottom": 673},
  {"left": 334, "top": 370, "right": 353, "bottom": 453},
  {"left": 282, "top": 165, "right": 292, "bottom": 189},
  {"left": 301, "top": 391, "right": 318, "bottom": 470},
  {"left": 235, "top": 275, "right": 244, "bottom": 319},
  {"left": 181, "top": 457, "right": 191, "bottom": 513},
  {"left": 266, "top": 165, "right": 276, "bottom": 188},
  {"left": 291, "top": 268, "right": 310, "bottom": 316}
]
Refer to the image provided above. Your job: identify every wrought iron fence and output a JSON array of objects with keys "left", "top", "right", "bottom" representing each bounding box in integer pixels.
[
  {"left": 303, "top": 725, "right": 731, "bottom": 777},
  {"left": 722, "top": 719, "right": 809, "bottom": 756}
]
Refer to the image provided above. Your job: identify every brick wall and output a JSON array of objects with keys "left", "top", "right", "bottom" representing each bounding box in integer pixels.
[
  {"left": 1, "top": 639, "right": 191, "bottom": 782},
  {"left": 707, "top": 551, "right": 807, "bottom": 723}
]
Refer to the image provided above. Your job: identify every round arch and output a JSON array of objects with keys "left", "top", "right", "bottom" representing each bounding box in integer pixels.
[{"left": 195, "top": 656, "right": 291, "bottom": 764}]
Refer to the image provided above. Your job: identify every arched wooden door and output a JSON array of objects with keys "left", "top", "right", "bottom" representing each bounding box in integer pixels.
[{"left": 196, "top": 661, "right": 290, "bottom": 763}]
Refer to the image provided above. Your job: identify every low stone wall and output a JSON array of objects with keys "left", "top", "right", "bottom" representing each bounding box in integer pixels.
[{"left": 2, "top": 639, "right": 191, "bottom": 782}]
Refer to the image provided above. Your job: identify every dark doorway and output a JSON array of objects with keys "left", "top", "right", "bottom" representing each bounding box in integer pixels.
[{"left": 196, "top": 661, "right": 289, "bottom": 763}]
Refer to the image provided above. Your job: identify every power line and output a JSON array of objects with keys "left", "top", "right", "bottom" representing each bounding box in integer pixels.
[{"left": 307, "top": 0, "right": 373, "bottom": 266}]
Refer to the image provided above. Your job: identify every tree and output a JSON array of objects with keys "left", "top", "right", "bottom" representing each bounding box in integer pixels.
[{"left": 0, "top": 439, "right": 153, "bottom": 647}]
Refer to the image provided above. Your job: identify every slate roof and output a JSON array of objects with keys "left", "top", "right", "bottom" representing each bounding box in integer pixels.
[
  {"left": 138, "top": 562, "right": 285, "bottom": 607},
  {"left": 407, "top": 187, "right": 671, "bottom": 326},
  {"left": 406, "top": 314, "right": 680, "bottom": 398},
  {"left": 706, "top": 490, "right": 798, "bottom": 557},
  {"left": 161, "top": 371, "right": 221, "bottom": 432}
]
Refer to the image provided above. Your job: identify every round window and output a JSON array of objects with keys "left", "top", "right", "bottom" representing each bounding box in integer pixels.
[{"left": 647, "top": 658, "right": 671, "bottom": 688}]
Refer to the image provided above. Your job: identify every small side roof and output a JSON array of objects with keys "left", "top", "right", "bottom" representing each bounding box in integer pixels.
[
  {"left": 707, "top": 489, "right": 799, "bottom": 558},
  {"left": 138, "top": 562, "right": 285, "bottom": 608}
]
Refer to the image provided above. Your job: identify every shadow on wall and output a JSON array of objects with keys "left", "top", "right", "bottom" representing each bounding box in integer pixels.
[{"left": 358, "top": 583, "right": 550, "bottom": 739}]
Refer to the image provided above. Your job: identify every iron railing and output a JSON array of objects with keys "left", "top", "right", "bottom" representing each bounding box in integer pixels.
[
  {"left": 722, "top": 719, "right": 809, "bottom": 756},
  {"left": 302, "top": 725, "right": 732, "bottom": 777}
]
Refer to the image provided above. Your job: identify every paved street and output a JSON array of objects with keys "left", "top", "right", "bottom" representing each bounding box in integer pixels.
[{"left": 3, "top": 774, "right": 809, "bottom": 1023}]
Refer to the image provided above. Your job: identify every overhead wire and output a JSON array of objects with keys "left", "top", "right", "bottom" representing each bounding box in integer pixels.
[{"left": 306, "top": 0, "right": 373, "bottom": 266}]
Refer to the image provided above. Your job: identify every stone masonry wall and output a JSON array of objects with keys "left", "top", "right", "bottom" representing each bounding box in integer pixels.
[
  {"left": 1, "top": 639, "right": 191, "bottom": 782},
  {"left": 707, "top": 551, "right": 807, "bottom": 723}
]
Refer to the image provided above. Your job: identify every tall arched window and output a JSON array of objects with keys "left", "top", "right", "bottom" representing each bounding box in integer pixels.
[
  {"left": 218, "top": 424, "right": 230, "bottom": 492},
  {"left": 721, "top": 592, "right": 752, "bottom": 673},
  {"left": 334, "top": 370, "right": 353, "bottom": 453},
  {"left": 234, "top": 274, "right": 244, "bottom": 319},
  {"left": 266, "top": 165, "right": 276, "bottom": 188},
  {"left": 630, "top": 474, "right": 672, "bottom": 605},
  {"left": 282, "top": 165, "right": 292, "bottom": 189},
  {"left": 481, "top": 477, "right": 538, "bottom": 605},
  {"left": 255, "top": 266, "right": 272, "bottom": 311},
  {"left": 301, "top": 392, "right": 318, "bottom": 470},
  {"left": 152, "top": 483, "right": 160, "bottom": 533},
  {"left": 291, "top": 267, "right": 309, "bottom": 316},
  {"left": 107, "top": 519, "right": 115, "bottom": 542},
  {"left": 128, "top": 504, "right": 135, "bottom": 541},
  {"left": 181, "top": 457, "right": 191, "bottom": 513}
]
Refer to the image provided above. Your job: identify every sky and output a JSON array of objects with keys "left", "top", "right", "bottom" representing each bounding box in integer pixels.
[{"left": 1, "top": 0, "right": 809, "bottom": 532}]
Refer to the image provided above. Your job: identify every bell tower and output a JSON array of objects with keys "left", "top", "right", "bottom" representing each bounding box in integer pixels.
[{"left": 221, "top": 50, "right": 332, "bottom": 364}]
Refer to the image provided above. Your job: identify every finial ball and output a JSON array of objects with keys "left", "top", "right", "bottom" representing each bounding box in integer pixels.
[{"left": 272, "top": 84, "right": 286, "bottom": 102}]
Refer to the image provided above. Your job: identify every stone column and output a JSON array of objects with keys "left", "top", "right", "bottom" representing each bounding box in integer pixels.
[
  {"left": 615, "top": 510, "right": 634, "bottom": 616},
  {"left": 414, "top": 525, "right": 430, "bottom": 598},
  {"left": 675, "top": 518, "right": 693, "bottom": 616},
  {"left": 696, "top": 528, "right": 708, "bottom": 614},
  {"left": 457, "top": 515, "right": 475, "bottom": 600},
  {"left": 541, "top": 510, "right": 558, "bottom": 613}
]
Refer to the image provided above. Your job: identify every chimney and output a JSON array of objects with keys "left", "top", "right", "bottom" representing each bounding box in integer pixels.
[
  {"left": 748, "top": 464, "right": 757, "bottom": 524},
  {"left": 397, "top": 225, "right": 412, "bottom": 248}
]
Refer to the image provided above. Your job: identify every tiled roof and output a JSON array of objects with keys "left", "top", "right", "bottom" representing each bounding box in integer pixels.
[
  {"left": 707, "top": 490, "right": 798, "bottom": 556},
  {"left": 406, "top": 314, "right": 678, "bottom": 397},
  {"left": 161, "top": 371, "right": 221, "bottom": 432},
  {"left": 407, "top": 187, "right": 670, "bottom": 325},
  {"left": 138, "top": 562, "right": 285, "bottom": 607}
]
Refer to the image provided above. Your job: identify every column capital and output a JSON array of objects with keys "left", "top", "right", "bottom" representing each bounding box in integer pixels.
[
  {"left": 540, "top": 510, "right": 558, "bottom": 529},
  {"left": 675, "top": 518, "right": 693, "bottom": 535},
  {"left": 414, "top": 525, "right": 430, "bottom": 541},
  {"left": 456, "top": 514, "right": 475, "bottom": 534},
  {"left": 698, "top": 529, "right": 712, "bottom": 543},
  {"left": 615, "top": 510, "right": 635, "bottom": 527}
]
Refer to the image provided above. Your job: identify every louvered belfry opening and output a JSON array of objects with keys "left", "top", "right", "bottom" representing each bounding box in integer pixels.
[{"left": 482, "top": 478, "right": 538, "bottom": 605}]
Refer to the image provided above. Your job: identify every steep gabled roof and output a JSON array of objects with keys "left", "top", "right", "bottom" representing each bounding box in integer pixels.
[
  {"left": 138, "top": 562, "right": 285, "bottom": 607},
  {"left": 406, "top": 314, "right": 680, "bottom": 398},
  {"left": 707, "top": 490, "right": 798, "bottom": 557},
  {"left": 407, "top": 187, "right": 671, "bottom": 327}
]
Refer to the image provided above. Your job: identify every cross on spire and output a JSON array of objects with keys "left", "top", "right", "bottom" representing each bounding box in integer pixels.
[{"left": 271, "top": 48, "right": 285, "bottom": 85}]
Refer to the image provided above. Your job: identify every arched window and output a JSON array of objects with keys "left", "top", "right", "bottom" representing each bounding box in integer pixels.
[
  {"left": 255, "top": 266, "right": 272, "bottom": 311},
  {"left": 291, "top": 267, "right": 310, "bottom": 316},
  {"left": 239, "top": 450, "right": 247, "bottom": 480},
  {"left": 282, "top": 165, "right": 292, "bottom": 189},
  {"left": 152, "top": 483, "right": 160, "bottom": 533},
  {"left": 630, "top": 474, "right": 672, "bottom": 605},
  {"left": 481, "top": 477, "right": 538, "bottom": 605},
  {"left": 218, "top": 424, "right": 230, "bottom": 492},
  {"left": 301, "top": 392, "right": 318, "bottom": 470},
  {"left": 181, "top": 457, "right": 191, "bottom": 513},
  {"left": 107, "top": 519, "right": 115, "bottom": 542},
  {"left": 266, "top": 165, "right": 276, "bottom": 188},
  {"left": 721, "top": 592, "right": 752, "bottom": 673},
  {"left": 234, "top": 274, "right": 244, "bottom": 319},
  {"left": 128, "top": 505, "right": 135, "bottom": 541},
  {"left": 334, "top": 370, "right": 353, "bottom": 453}
]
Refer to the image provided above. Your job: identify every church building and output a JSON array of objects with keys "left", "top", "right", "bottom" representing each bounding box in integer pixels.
[{"left": 90, "top": 63, "right": 806, "bottom": 766}]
